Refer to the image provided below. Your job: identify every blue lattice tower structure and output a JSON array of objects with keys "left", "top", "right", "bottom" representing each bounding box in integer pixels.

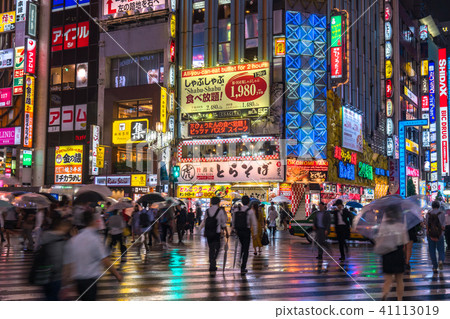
[{"left": 285, "top": 11, "right": 327, "bottom": 159}]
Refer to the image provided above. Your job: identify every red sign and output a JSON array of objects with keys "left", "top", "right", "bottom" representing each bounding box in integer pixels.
[
  {"left": 0, "top": 87, "right": 12, "bottom": 107},
  {"left": 386, "top": 79, "right": 393, "bottom": 98},
  {"left": 52, "top": 21, "right": 89, "bottom": 51},
  {"left": 169, "top": 39, "right": 175, "bottom": 63},
  {"left": 26, "top": 39, "right": 37, "bottom": 75},
  {"left": 334, "top": 146, "right": 357, "bottom": 165},
  {"left": 286, "top": 159, "right": 329, "bottom": 171},
  {"left": 422, "top": 95, "right": 429, "bottom": 111},
  {"left": 188, "top": 120, "right": 250, "bottom": 136},
  {"left": 331, "top": 46, "right": 342, "bottom": 79},
  {"left": 439, "top": 48, "right": 449, "bottom": 175},
  {"left": 406, "top": 166, "right": 419, "bottom": 177}
]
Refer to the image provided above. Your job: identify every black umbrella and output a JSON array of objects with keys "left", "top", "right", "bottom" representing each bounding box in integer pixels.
[
  {"left": 38, "top": 192, "right": 59, "bottom": 203},
  {"left": 73, "top": 191, "right": 106, "bottom": 206},
  {"left": 137, "top": 193, "right": 166, "bottom": 205}
]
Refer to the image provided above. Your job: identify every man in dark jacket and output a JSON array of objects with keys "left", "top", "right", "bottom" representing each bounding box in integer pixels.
[
  {"left": 332, "top": 199, "right": 353, "bottom": 261},
  {"left": 313, "top": 202, "right": 331, "bottom": 260}
]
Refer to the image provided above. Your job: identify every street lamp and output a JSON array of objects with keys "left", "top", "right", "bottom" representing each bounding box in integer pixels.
[{"left": 155, "top": 121, "right": 163, "bottom": 133}]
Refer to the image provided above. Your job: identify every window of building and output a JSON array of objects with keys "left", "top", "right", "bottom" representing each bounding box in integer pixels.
[
  {"left": 50, "top": 67, "right": 62, "bottom": 91},
  {"left": 113, "top": 146, "right": 152, "bottom": 174},
  {"left": 192, "top": 0, "right": 205, "bottom": 68},
  {"left": 116, "top": 99, "right": 153, "bottom": 119},
  {"left": 110, "top": 52, "right": 164, "bottom": 88},
  {"left": 62, "top": 64, "right": 75, "bottom": 90},
  {"left": 244, "top": 0, "right": 258, "bottom": 61},
  {"left": 218, "top": 1, "right": 231, "bottom": 64}
]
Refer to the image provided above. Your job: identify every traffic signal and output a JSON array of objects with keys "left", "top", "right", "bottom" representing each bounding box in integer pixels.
[{"left": 172, "top": 165, "right": 180, "bottom": 181}]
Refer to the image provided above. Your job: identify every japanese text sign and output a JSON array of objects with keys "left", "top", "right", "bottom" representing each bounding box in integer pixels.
[
  {"left": 0, "top": 88, "right": 13, "bottom": 107},
  {"left": 181, "top": 62, "right": 270, "bottom": 117},
  {"left": 13, "top": 46, "right": 25, "bottom": 95},
  {"left": 103, "top": 0, "right": 166, "bottom": 16},
  {"left": 0, "top": 48, "right": 13, "bottom": 69},
  {"left": 188, "top": 120, "right": 250, "bottom": 136},
  {"left": 51, "top": 21, "right": 89, "bottom": 52},
  {"left": 0, "top": 127, "right": 21, "bottom": 146},
  {"left": 112, "top": 119, "right": 149, "bottom": 144},
  {"left": 55, "top": 145, "right": 83, "bottom": 184},
  {"left": 0, "top": 11, "right": 15, "bottom": 33},
  {"left": 23, "top": 75, "right": 34, "bottom": 148},
  {"left": 177, "top": 185, "right": 231, "bottom": 199}
]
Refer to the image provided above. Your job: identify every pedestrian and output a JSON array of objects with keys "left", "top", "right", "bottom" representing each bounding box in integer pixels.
[
  {"left": 232, "top": 195, "right": 257, "bottom": 275},
  {"left": 175, "top": 204, "right": 187, "bottom": 244},
  {"left": 33, "top": 215, "right": 72, "bottom": 300},
  {"left": 0, "top": 211, "right": 5, "bottom": 243},
  {"left": 2, "top": 207, "right": 18, "bottom": 247},
  {"left": 187, "top": 208, "right": 195, "bottom": 235},
  {"left": 159, "top": 204, "right": 174, "bottom": 248},
  {"left": 313, "top": 202, "right": 331, "bottom": 260},
  {"left": 21, "top": 209, "right": 36, "bottom": 251},
  {"left": 200, "top": 197, "right": 229, "bottom": 273},
  {"left": 379, "top": 205, "right": 408, "bottom": 301},
  {"left": 252, "top": 203, "right": 264, "bottom": 256},
  {"left": 107, "top": 210, "right": 127, "bottom": 260},
  {"left": 404, "top": 224, "right": 418, "bottom": 272},
  {"left": 311, "top": 204, "right": 318, "bottom": 214},
  {"left": 195, "top": 205, "right": 203, "bottom": 226},
  {"left": 267, "top": 202, "right": 278, "bottom": 239},
  {"left": 147, "top": 207, "right": 159, "bottom": 247},
  {"left": 130, "top": 205, "right": 140, "bottom": 243},
  {"left": 138, "top": 206, "right": 152, "bottom": 252},
  {"left": 63, "top": 210, "right": 122, "bottom": 301},
  {"left": 332, "top": 199, "right": 352, "bottom": 261},
  {"left": 426, "top": 201, "right": 446, "bottom": 272},
  {"left": 445, "top": 208, "right": 450, "bottom": 250}
]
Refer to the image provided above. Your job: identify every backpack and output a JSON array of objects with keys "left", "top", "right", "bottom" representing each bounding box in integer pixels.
[
  {"left": 139, "top": 211, "right": 150, "bottom": 228},
  {"left": 428, "top": 212, "right": 443, "bottom": 241},
  {"left": 235, "top": 208, "right": 251, "bottom": 231},
  {"left": 204, "top": 208, "right": 221, "bottom": 238}
]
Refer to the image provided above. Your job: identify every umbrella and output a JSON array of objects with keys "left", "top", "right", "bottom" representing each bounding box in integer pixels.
[
  {"left": 137, "top": 193, "right": 166, "bottom": 205},
  {"left": 12, "top": 191, "right": 28, "bottom": 197},
  {"left": 76, "top": 185, "right": 112, "bottom": 198},
  {"left": 0, "top": 175, "right": 19, "bottom": 185},
  {"left": 119, "top": 197, "right": 133, "bottom": 202},
  {"left": 346, "top": 201, "right": 363, "bottom": 209},
  {"left": 13, "top": 193, "right": 52, "bottom": 209},
  {"left": 353, "top": 195, "right": 422, "bottom": 239},
  {"left": 0, "top": 200, "right": 13, "bottom": 209},
  {"left": 73, "top": 191, "right": 106, "bottom": 206},
  {"left": 223, "top": 236, "right": 229, "bottom": 273},
  {"left": 0, "top": 192, "right": 14, "bottom": 202},
  {"left": 38, "top": 192, "right": 59, "bottom": 203},
  {"left": 271, "top": 195, "right": 291, "bottom": 203},
  {"left": 107, "top": 201, "right": 134, "bottom": 212},
  {"left": 105, "top": 197, "right": 118, "bottom": 204}
]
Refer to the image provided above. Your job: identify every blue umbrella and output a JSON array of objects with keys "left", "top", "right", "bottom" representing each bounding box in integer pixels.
[{"left": 346, "top": 201, "right": 363, "bottom": 209}]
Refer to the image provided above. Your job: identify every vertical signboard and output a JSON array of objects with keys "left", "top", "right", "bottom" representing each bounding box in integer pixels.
[
  {"left": 16, "top": 0, "right": 27, "bottom": 23},
  {"left": 26, "top": 1, "right": 37, "bottom": 38},
  {"left": 330, "top": 10, "right": 348, "bottom": 87},
  {"left": 429, "top": 61, "right": 438, "bottom": 191},
  {"left": 13, "top": 47, "right": 25, "bottom": 95},
  {"left": 25, "top": 38, "right": 37, "bottom": 75},
  {"left": 23, "top": 75, "right": 35, "bottom": 148},
  {"left": 160, "top": 88, "right": 167, "bottom": 133},
  {"left": 55, "top": 145, "right": 83, "bottom": 184},
  {"left": 91, "top": 125, "right": 100, "bottom": 176},
  {"left": 439, "top": 49, "right": 449, "bottom": 175}
]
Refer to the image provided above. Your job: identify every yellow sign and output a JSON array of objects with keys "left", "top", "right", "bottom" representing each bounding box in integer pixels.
[
  {"left": 96, "top": 146, "right": 105, "bottom": 168},
  {"left": 160, "top": 88, "right": 167, "bottom": 133},
  {"left": 177, "top": 185, "right": 231, "bottom": 198},
  {"left": 131, "top": 174, "right": 147, "bottom": 187},
  {"left": 274, "top": 36, "right": 286, "bottom": 57},
  {"left": 405, "top": 139, "right": 419, "bottom": 155},
  {"left": 112, "top": 119, "right": 149, "bottom": 144},
  {"left": 170, "top": 13, "right": 176, "bottom": 38},
  {"left": 385, "top": 60, "right": 393, "bottom": 79},
  {"left": 421, "top": 60, "right": 428, "bottom": 76},
  {"left": 0, "top": 11, "right": 15, "bottom": 33},
  {"left": 431, "top": 162, "right": 438, "bottom": 171},
  {"left": 23, "top": 75, "right": 35, "bottom": 148},
  {"left": 54, "top": 145, "right": 83, "bottom": 184}
]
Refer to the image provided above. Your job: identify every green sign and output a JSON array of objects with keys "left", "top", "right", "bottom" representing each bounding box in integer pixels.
[
  {"left": 14, "top": 77, "right": 23, "bottom": 88},
  {"left": 27, "top": 2, "right": 37, "bottom": 38},
  {"left": 358, "top": 162, "right": 373, "bottom": 180},
  {"left": 23, "top": 150, "right": 32, "bottom": 167},
  {"left": 330, "top": 15, "right": 342, "bottom": 47}
]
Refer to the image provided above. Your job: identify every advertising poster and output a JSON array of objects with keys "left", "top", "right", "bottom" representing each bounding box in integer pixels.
[
  {"left": 0, "top": 48, "right": 13, "bottom": 69},
  {"left": 13, "top": 46, "right": 25, "bottom": 95},
  {"left": 0, "top": 88, "right": 13, "bottom": 107},
  {"left": 178, "top": 160, "right": 284, "bottom": 183},
  {"left": 177, "top": 185, "right": 231, "bottom": 199},
  {"left": 438, "top": 48, "right": 449, "bottom": 175},
  {"left": 286, "top": 159, "right": 329, "bottom": 183},
  {"left": 91, "top": 125, "right": 100, "bottom": 176},
  {"left": 25, "top": 38, "right": 37, "bottom": 75},
  {"left": 23, "top": 75, "right": 34, "bottom": 148},
  {"left": 54, "top": 145, "right": 83, "bottom": 184},
  {"left": 342, "top": 107, "right": 363, "bottom": 152},
  {"left": 103, "top": 0, "right": 166, "bottom": 16},
  {"left": 188, "top": 120, "right": 250, "bottom": 136},
  {"left": 181, "top": 61, "right": 270, "bottom": 118},
  {"left": 51, "top": 22, "right": 89, "bottom": 51}
]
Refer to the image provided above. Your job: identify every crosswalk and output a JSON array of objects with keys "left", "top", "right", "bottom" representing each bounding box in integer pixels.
[{"left": 1, "top": 232, "right": 450, "bottom": 301}]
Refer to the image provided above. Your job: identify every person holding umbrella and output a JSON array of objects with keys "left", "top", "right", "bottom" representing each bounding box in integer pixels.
[{"left": 199, "top": 197, "right": 229, "bottom": 274}]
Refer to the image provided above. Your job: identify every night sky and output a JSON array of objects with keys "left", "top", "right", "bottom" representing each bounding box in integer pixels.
[{"left": 429, "top": 0, "right": 450, "bottom": 22}]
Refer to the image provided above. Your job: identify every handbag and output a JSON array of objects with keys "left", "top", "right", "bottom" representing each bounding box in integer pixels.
[{"left": 261, "top": 230, "right": 269, "bottom": 246}]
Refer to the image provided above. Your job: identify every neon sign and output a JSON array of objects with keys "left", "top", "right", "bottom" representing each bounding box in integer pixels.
[
  {"left": 334, "top": 146, "right": 357, "bottom": 165},
  {"left": 338, "top": 161, "right": 355, "bottom": 180},
  {"left": 358, "top": 163, "right": 373, "bottom": 180}
]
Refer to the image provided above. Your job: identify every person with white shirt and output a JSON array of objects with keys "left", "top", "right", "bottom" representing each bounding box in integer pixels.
[
  {"left": 267, "top": 202, "right": 278, "bottom": 239},
  {"left": 107, "top": 210, "right": 127, "bottom": 260},
  {"left": 63, "top": 210, "right": 122, "bottom": 301},
  {"left": 200, "top": 197, "right": 229, "bottom": 273},
  {"left": 232, "top": 195, "right": 257, "bottom": 275}
]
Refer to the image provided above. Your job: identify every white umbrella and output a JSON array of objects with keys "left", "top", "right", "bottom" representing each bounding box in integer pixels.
[
  {"left": 76, "top": 185, "right": 112, "bottom": 198},
  {"left": 271, "top": 195, "right": 291, "bottom": 203},
  {"left": 13, "top": 193, "right": 52, "bottom": 209},
  {"left": 107, "top": 201, "right": 134, "bottom": 212}
]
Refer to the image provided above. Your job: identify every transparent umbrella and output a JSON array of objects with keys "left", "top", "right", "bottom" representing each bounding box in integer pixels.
[
  {"left": 76, "top": 185, "right": 112, "bottom": 198},
  {"left": 13, "top": 193, "right": 52, "bottom": 209}
]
